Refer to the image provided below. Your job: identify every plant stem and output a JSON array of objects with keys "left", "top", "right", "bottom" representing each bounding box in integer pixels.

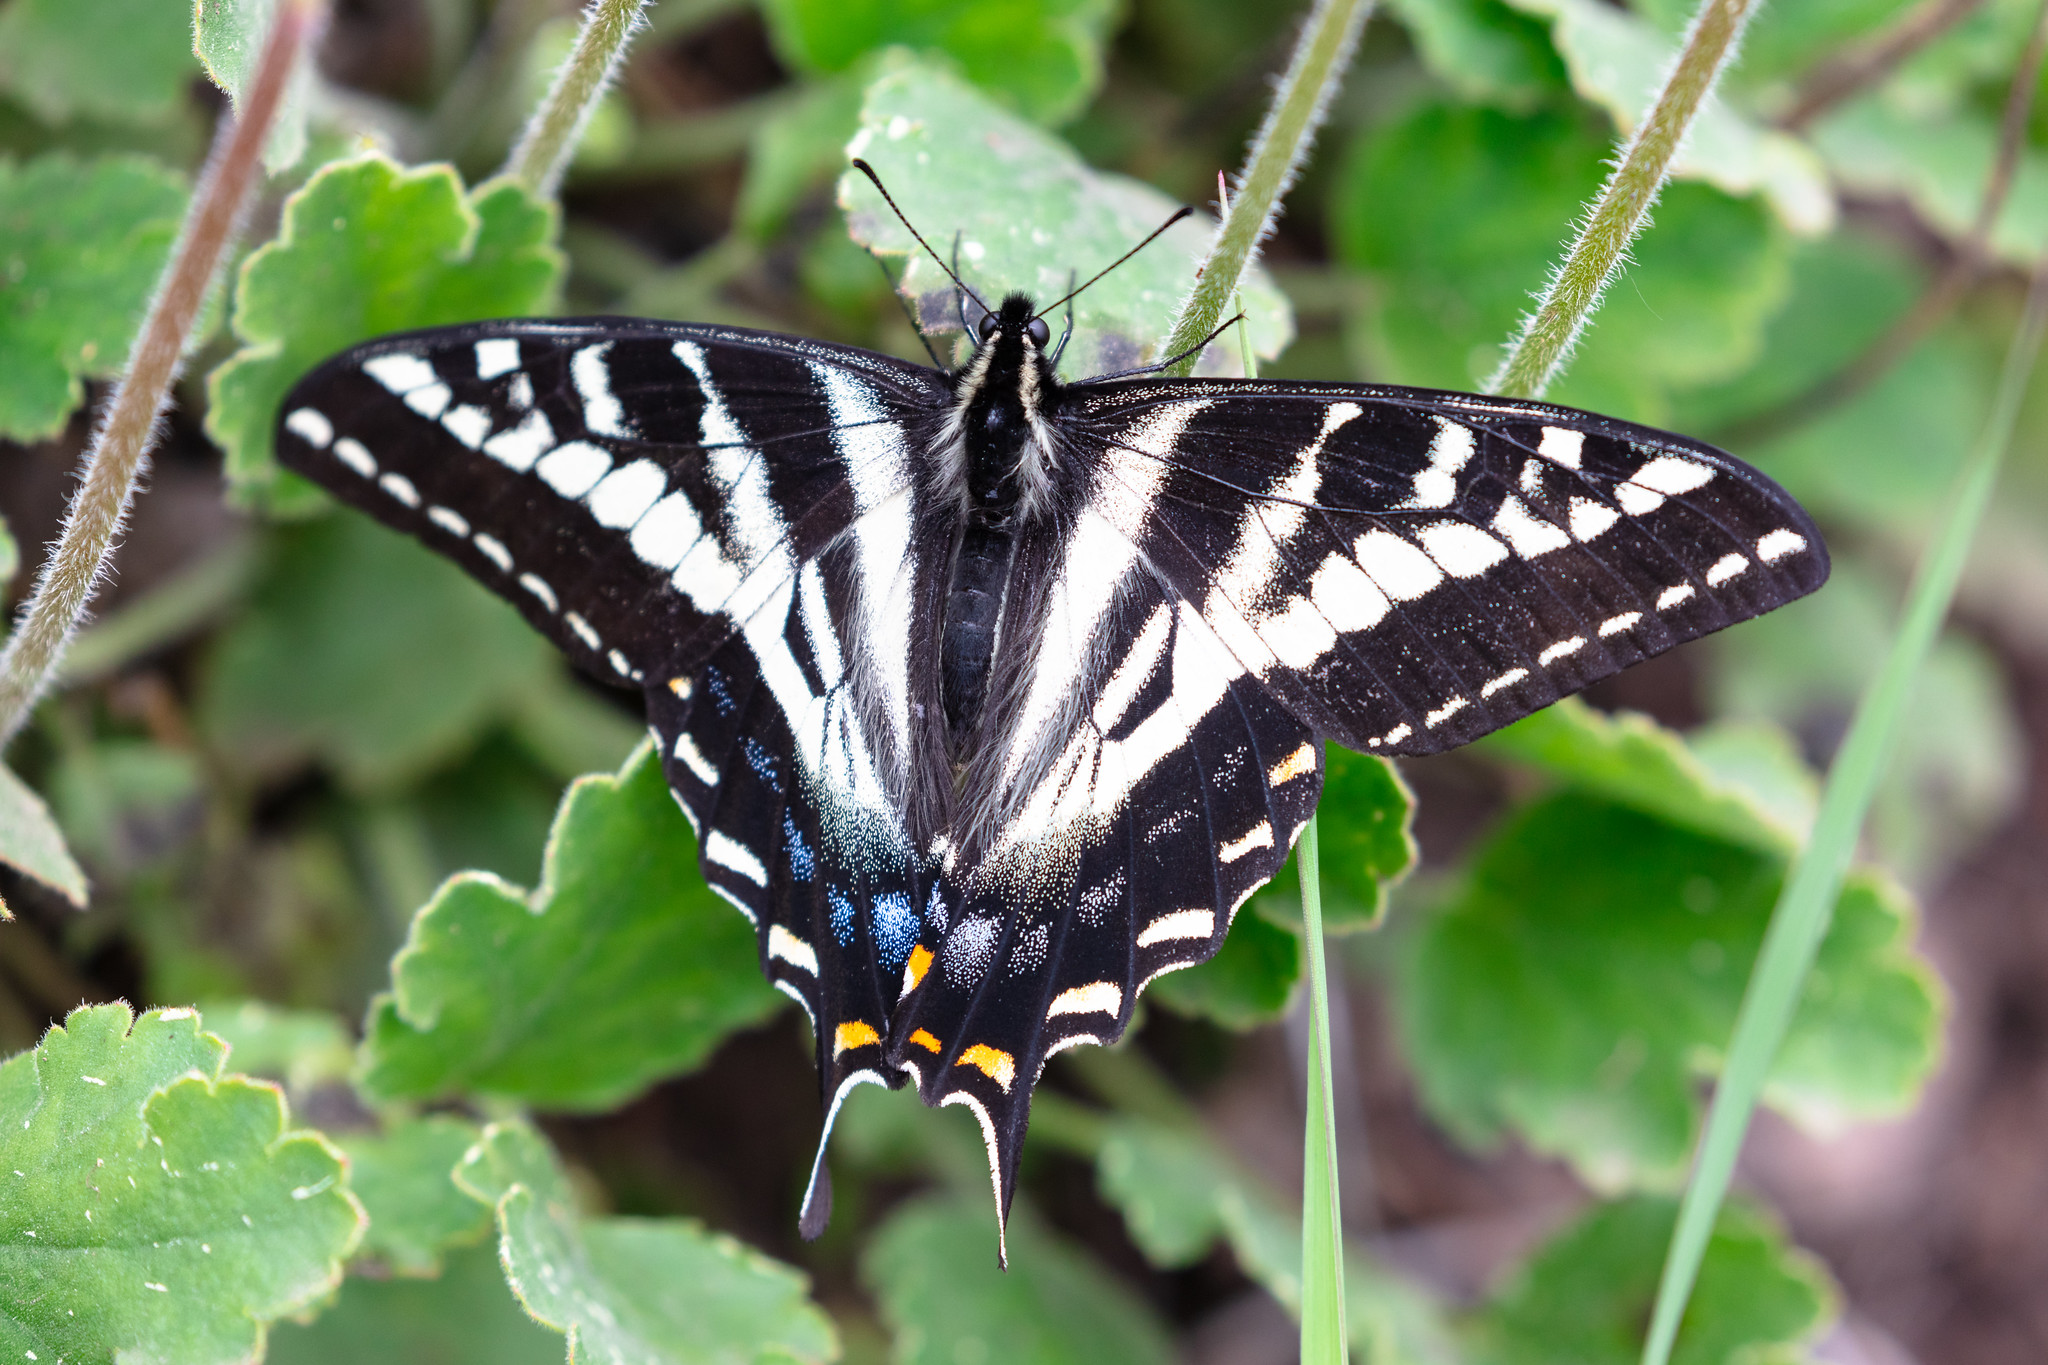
[
  {"left": 1298, "top": 815, "right": 1347, "bottom": 1362},
  {"left": 502, "top": 0, "right": 653, "bottom": 198},
  {"left": 1487, "top": 0, "right": 1763, "bottom": 399},
  {"left": 1156, "top": 0, "right": 1371, "bottom": 376},
  {"left": 0, "top": 1, "right": 312, "bottom": 752},
  {"left": 1640, "top": 253, "right": 2048, "bottom": 1365}
]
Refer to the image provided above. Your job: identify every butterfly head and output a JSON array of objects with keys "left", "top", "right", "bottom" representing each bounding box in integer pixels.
[{"left": 975, "top": 293, "right": 1052, "bottom": 352}]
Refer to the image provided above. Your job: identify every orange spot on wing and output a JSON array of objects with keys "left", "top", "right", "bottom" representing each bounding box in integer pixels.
[
  {"left": 905, "top": 944, "right": 933, "bottom": 991},
  {"left": 1267, "top": 742, "right": 1317, "bottom": 786},
  {"left": 833, "top": 1020, "right": 880, "bottom": 1057},
  {"left": 909, "top": 1028, "right": 943, "bottom": 1053},
  {"left": 668, "top": 676, "right": 692, "bottom": 698},
  {"left": 956, "top": 1043, "right": 1016, "bottom": 1092}
]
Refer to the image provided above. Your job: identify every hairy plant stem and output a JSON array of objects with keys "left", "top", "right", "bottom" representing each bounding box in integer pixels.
[
  {"left": 1156, "top": 0, "right": 1371, "bottom": 377},
  {"left": 502, "top": 0, "right": 653, "bottom": 198},
  {"left": 0, "top": 2, "right": 312, "bottom": 752},
  {"left": 1487, "top": 0, "right": 1762, "bottom": 399}
]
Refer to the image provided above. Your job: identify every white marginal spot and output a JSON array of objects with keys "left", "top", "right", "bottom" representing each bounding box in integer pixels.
[
  {"left": 608, "top": 648, "right": 633, "bottom": 677},
  {"left": 1538, "top": 426, "right": 1584, "bottom": 469},
  {"left": 1538, "top": 636, "right": 1586, "bottom": 666},
  {"left": 1757, "top": 529, "right": 1806, "bottom": 562},
  {"left": 1402, "top": 418, "right": 1475, "bottom": 508},
  {"left": 362, "top": 352, "right": 436, "bottom": 394},
  {"left": 1368, "top": 722, "right": 1412, "bottom": 749},
  {"left": 536, "top": 441, "right": 612, "bottom": 498},
  {"left": 332, "top": 438, "right": 376, "bottom": 478},
  {"left": 378, "top": 472, "right": 420, "bottom": 508},
  {"left": 707, "top": 829, "right": 767, "bottom": 887},
  {"left": 769, "top": 924, "right": 819, "bottom": 975},
  {"left": 1480, "top": 667, "right": 1527, "bottom": 698},
  {"left": 1425, "top": 695, "right": 1468, "bottom": 728},
  {"left": 427, "top": 505, "right": 469, "bottom": 537},
  {"left": 1615, "top": 482, "right": 1665, "bottom": 516},
  {"left": 1569, "top": 497, "right": 1620, "bottom": 541},
  {"left": 507, "top": 372, "right": 535, "bottom": 410},
  {"left": 572, "top": 342, "right": 632, "bottom": 437},
  {"left": 1491, "top": 494, "right": 1571, "bottom": 557},
  {"left": 483, "top": 408, "right": 554, "bottom": 471},
  {"left": 1599, "top": 612, "right": 1641, "bottom": 637},
  {"left": 473, "top": 533, "right": 512, "bottom": 572},
  {"left": 1706, "top": 553, "right": 1749, "bottom": 585},
  {"left": 474, "top": 337, "right": 521, "bottom": 379},
  {"left": 1137, "top": 908, "right": 1215, "bottom": 947},
  {"left": 1630, "top": 455, "right": 1715, "bottom": 496},
  {"left": 673, "top": 732, "right": 719, "bottom": 785},
  {"left": 565, "top": 611, "right": 601, "bottom": 650},
  {"left": 631, "top": 493, "right": 704, "bottom": 573},
  {"left": 404, "top": 383, "right": 453, "bottom": 420},
  {"left": 1416, "top": 521, "right": 1508, "bottom": 578},
  {"left": 518, "top": 572, "right": 558, "bottom": 612},
  {"left": 1658, "top": 582, "right": 1697, "bottom": 609},
  {"left": 587, "top": 459, "right": 667, "bottom": 529},
  {"left": 1048, "top": 982, "right": 1123, "bottom": 1019},
  {"left": 442, "top": 404, "right": 492, "bottom": 449},
  {"left": 1354, "top": 530, "right": 1443, "bottom": 601},
  {"left": 285, "top": 408, "right": 333, "bottom": 448},
  {"left": 1218, "top": 820, "right": 1273, "bottom": 865},
  {"left": 1519, "top": 459, "right": 1544, "bottom": 495}
]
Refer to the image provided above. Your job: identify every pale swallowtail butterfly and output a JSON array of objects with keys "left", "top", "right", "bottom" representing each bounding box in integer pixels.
[{"left": 275, "top": 223, "right": 1826, "bottom": 1262}]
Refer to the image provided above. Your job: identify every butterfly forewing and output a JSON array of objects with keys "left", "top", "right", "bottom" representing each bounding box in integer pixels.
[{"left": 276, "top": 309, "right": 1826, "bottom": 1260}]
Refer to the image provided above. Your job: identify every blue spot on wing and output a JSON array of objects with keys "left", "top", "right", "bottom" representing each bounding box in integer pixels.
[
  {"left": 829, "top": 887, "right": 855, "bottom": 946},
  {"left": 708, "top": 668, "right": 735, "bottom": 715},
  {"left": 783, "top": 810, "right": 814, "bottom": 881},
  {"left": 874, "top": 892, "right": 917, "bottom": 968},
  {"left": 743, "top": 737, "right": 779, "bottom": 785}
]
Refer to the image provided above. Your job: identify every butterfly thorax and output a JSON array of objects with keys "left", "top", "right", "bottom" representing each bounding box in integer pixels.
[{"left": 940, "top": 293, "right": 1060, "bottom": 755}]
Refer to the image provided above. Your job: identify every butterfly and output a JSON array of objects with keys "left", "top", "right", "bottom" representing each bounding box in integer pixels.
[{"left": 274, "top": 176, "right": 1827, "bottom": 1262}]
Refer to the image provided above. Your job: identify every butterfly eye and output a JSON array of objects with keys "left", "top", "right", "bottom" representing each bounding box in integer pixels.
[
  {"left": 1026, "top": 317, "right": 1051, "bottom": 348},
  {"left": 976, "top": 313, "right": 1000, "bottom": 341}
]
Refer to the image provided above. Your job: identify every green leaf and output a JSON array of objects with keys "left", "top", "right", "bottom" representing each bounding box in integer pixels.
[
  {"left": 199, "top": 999, "right": 354, "bottom": 1094},
  {"left": 1381, "top": 0, "right": 1567, "bottom": 110},
  {"left": 205, "top": 154, "right": 561, "bottom": 508},
  {"left": 1394, "top": 794, "right": 1941, "bottom": 1188},
  {"left": 337, "top": 1116, "right": 491, "bottom": 1276},
  {"left": 455, "top": 1120, "right": 838, "bottom": 1364},
  {"left": 265, "top": 1241, "right": 563, "bottom": 1365},
  {"left": 863, "top": 1195, "right": 1174, "bottom": 1365},
  {"left": 761, "top": 0, "right": 1120, "bottom": 125},
  {"left": 1332, "top": 104, "right": 1793, "bottom": 421},
  {"left": 1147, "top": 900, "right": 1301, "bottom": 1029},
  {"left": 191, "top": 0, "right": 316, "bottom": 171},
  {"left": 45, "top": 735, "right": 203, "bottom": 877},
  {"left": 0, "top": 512, "right": 15, "bottom": 593},
  {"left": 357, "top": 741, "right": 783, "bottom": 1110},
  {"left": 0, "top": 1003, "right": 365, "bottom": 1364},
  {"left": 0, "top": 0, "right": 200, "bottom": 123},
  {"left": 842, "top": 59, "right": 1293, "bottom": 383},
  {"left": 0, "top": 153, "right": 188, "bottom": 441},
  {"left": 1095, "top": 1118, "right": 1227, "bottom": 1267},
  {"left": 1476, "top": 697, "right": 1799, "bottom": 854},
  {"left": 1469, "top": 1195, "right": 1833, "bottom": 1365},
  {"left": 736, "top": 73, "right": 867, "bottom": 240},
  {"left": 1502, "top": 0, "right": 1834, "bottom": 233},
  {"left": 0, "top": 760, "right": 86, "bottom": 911},
  {"left": 198, "top": 515, "right": 555, "bottom": 790}
]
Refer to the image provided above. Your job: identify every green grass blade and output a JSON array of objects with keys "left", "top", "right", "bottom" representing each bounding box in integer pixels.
[
  {"left": 1640, "top": 265, "right": 2048, "bottom": 1365},
  {"left": 1298, "top": 814, "right": 1347, "bottom": 1362}
]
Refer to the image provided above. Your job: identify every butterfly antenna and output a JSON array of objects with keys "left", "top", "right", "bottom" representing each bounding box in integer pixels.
[
  {"left": 1033, "top": 205, "right": 1195, "bottom": 321},
  {"left": 850, "top": 159, "right": 991, "bottom": 317}
]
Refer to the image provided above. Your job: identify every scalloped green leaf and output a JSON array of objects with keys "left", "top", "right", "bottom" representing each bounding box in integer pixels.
[
  {"left": 198, "top": 516, "right": 554, "bottom": 790},
  {"left": 761, "top": 0, "right": 1120, "bottom": 125},
  {"left": 1502, "top": 0, "right": 1834, "bottom": 233},
  {"left": 1394, "top": 794, "right": 1941, "bottom": 1190},
  {"left": 191, "top": 0, "right": 317, "bottom": 171},
  {"left": 0, "top": 0, "right": 199, "bottom": 124},
  {"left": 455, "top": 1120, "right": 838, "bottom": 1364},
  {"left": 357, "top": 741, "right": 782, "bottom": 1110},
  {"left": 0, "top": 760, "right": 86, "bottom": 912},
  {"left": 841, "top": 59, "right": 1292, "bottom": 384},
  {"left": 266, "top": 1242, "right": 562, "bottom": 1365},
  {"left": 205, "top": 155, "right": 560, "bottom": 509},
  {"left": 337, "top": 1116, "right": 491, "bottom": 1276},
  {"left": 0, "top": 153, "right": 188, "bottom": 441},
  {"left": 1469, "top": 1196, "right": 1834, "bottom": 1365},
  {"left": 863, "top": 1195, "right": 1173, "bottom": 1365},
  {"left": 0, "top": 1003, "right": 364, "bottom": 1364}
]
